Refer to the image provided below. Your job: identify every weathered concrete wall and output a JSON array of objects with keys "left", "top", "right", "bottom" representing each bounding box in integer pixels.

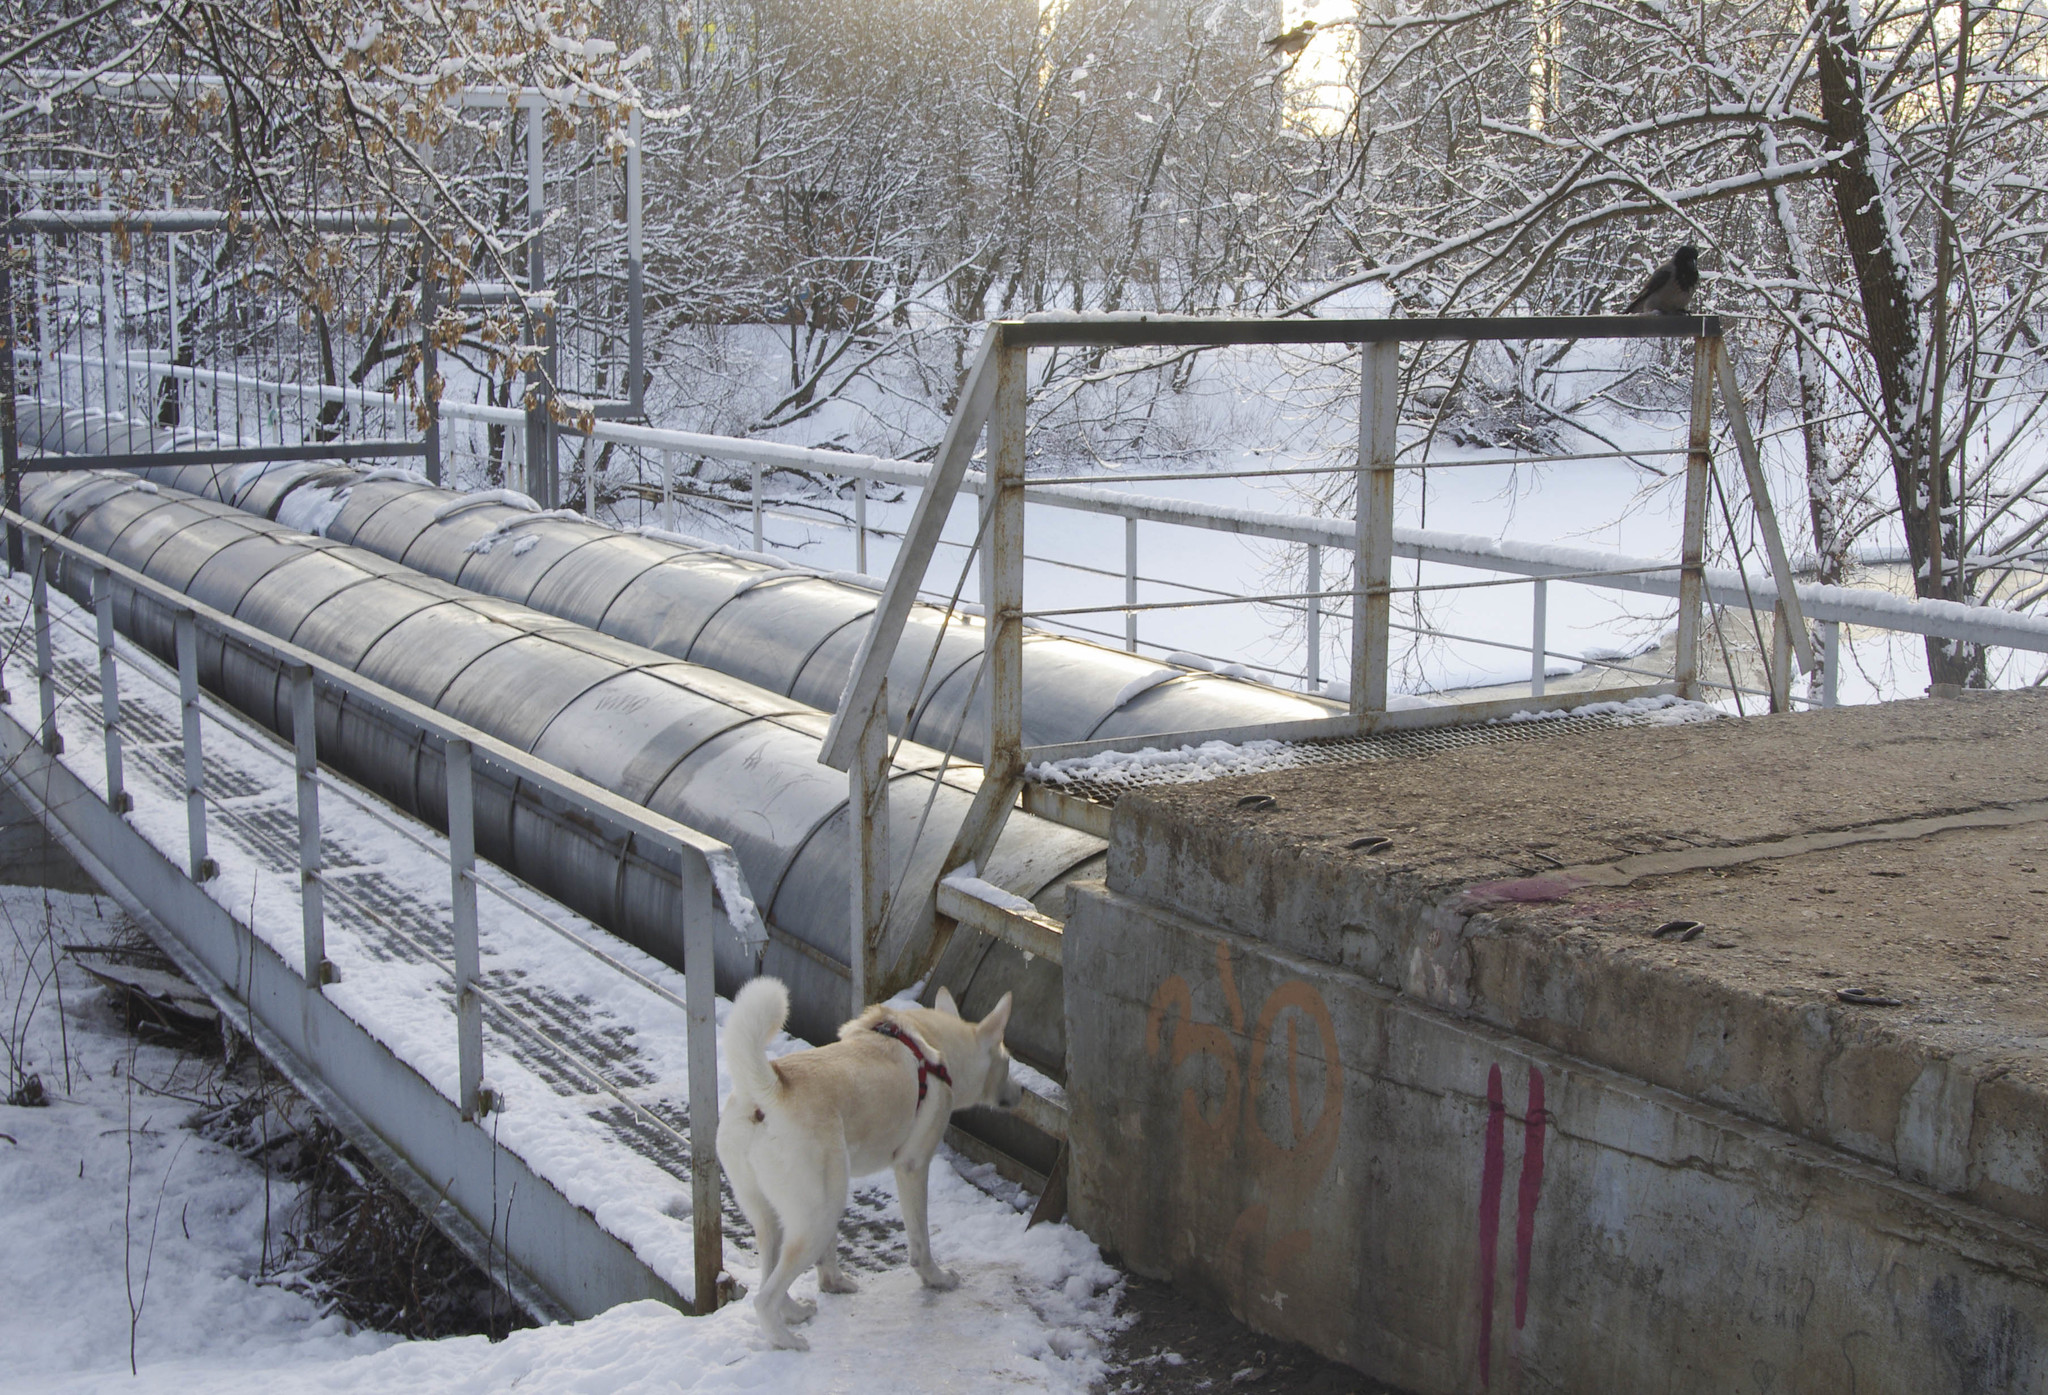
[
  {"left": 1096, "top": 696, "right": 2048, "bottom": 1242},
  {"left": 1067, "top": 885, "right": 2048, "bottom": 1393}
]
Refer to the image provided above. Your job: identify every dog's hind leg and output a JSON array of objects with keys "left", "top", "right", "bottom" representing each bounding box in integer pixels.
[
  {"left": 893, "top": 1158, "right": 960, "bottom": 1290},
  {"left": 751, "top": 1236, "right": 815, "bottom": 1350},
  {"left": 812, "top": 1143, "right": 858, "bottom": 1295},
  {"left": 727, "top": 1166, "right": 783, "bottom": 1283},
  {"left": 778, "top": 1142, "right": 852, "bottom": 1321}
]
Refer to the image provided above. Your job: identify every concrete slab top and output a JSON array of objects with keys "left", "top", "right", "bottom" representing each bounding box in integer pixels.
[
  {"left": 1104, "top": 691, "right": 2048, "bottom": 1226},
  {"left": 1150, "top": 692, "right": 2048, "bottom": 887}
]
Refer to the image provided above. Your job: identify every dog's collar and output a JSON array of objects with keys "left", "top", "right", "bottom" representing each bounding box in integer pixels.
[{"left": 873, "top": 1020, "right": 953, "bottom": 1106}]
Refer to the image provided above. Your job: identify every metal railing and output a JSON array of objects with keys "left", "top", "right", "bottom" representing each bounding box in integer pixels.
[
  {"left": 28, "top": 307, "right": 2048, "bottom": 718},
  {"left": 798, "top": 315, "right": 1810, "bottom": 994},
  {"left": 1, "top": 76, "right": 645, "bottom": 509},
  {"left": 0, "top": 506, "right": 753, "bottom": 1314}
]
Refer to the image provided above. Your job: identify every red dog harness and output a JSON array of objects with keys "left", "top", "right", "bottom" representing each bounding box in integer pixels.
[{"left": 873, "top": 1021, "right": 952, "bottom": 1106}]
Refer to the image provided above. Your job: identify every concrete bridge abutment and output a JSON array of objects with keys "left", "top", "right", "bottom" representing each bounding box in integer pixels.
[{"left": 1065, "top": 693, "right": 2048, "bottom": 1393}]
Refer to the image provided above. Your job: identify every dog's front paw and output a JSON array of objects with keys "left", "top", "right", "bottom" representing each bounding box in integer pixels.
[
  {"left": 781, "top": 1296, "right": 818, "bottom": 1325},
  {"left": 818, "top": 1270, "right": 859, "bottom": 1294},
  {"left": 918, "top": 1265, "right": 962, "bottom": 1291},
  {"left": 769, "top": 1328, "right": 811, "bottom": 1352}
]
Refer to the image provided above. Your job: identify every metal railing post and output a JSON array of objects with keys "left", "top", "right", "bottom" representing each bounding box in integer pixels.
[
  {"left": 1353, "top": 340, "right": 1399, "bottom": 714},
  {"left": 927, "top": 335, "right": 1031, "bottom": 970},
  {"left": 30, "top": 541, "right": 59, "bottom": 754},
  {"left": 92, "top": 567, "right": 127, "bottom": 811},
  {"left": 1675, "top": 336, "right": 1714, "bottom": 699},
  {"left": 1305, "top": 543, "right": 1321, "bottom": 691},
  {"left": 524, "top": 102, "right": 556, "bottom": 510},
  {"left": 985, "top": 342, "right": 1027, "bottom": 783},
  {"left": 1822, "top": 620, "right": 1841, "bottom": 707},
  {"left": 625, "top": 104, "right": 645, "bottom": 416},
  {"left": 174, "top": 609, "right": 216, "bottom": 881},
  {"left": 662, "top": 450, "right": 677, "bottom": 533},
  {"left": 1531, "top": 578, "right": 1548, "bottom": 698},
  {"left": 681, "top": 852, "right": 724, "bottom": 1313},
  {"left": 751, "top": 462, "right": 764, "bottom": 552},
  {"left": 854, "top": 476, "right": 868, "bottom": 575},
  {"left": 1769, "top": 601, "right": 1794, "bottom": 713},
  {"left": 848, "top": 679, "right": 889, "bottom": 1014},
  {"left": 420, "top": 246, "right": 442, "bottom": 486},
  {"left": 1123, "top": 516, "right": 1139, "bottom": 653},
  {"left": 445, "top": 736, "right": 488, "bottom": 1120},
  {"left": 291, "top": 665, "right": 330, "bottom": 988},
  {"left": 1, "top": 239, "right": 21, "bottom": 575}
]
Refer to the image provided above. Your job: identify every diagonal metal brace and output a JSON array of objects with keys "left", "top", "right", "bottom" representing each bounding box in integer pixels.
[
  {"left": 1714, "top": 340, "right": 1815, "bottom": 674},
  {"left": 821, "top": 330, "right": 1000, "bottom": 771}
]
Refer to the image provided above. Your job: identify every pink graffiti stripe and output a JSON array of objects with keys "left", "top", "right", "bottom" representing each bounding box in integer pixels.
[
  {"left": 1477, "top": 1063, "right": 1506, "bottom": 1388},
  {"left": 1514, "top": 1066, "right": 1547, "bottom": 1330}
]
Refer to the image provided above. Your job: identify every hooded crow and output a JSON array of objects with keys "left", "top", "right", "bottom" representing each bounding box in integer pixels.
[
  {"left": 1264, "top": 20, "right": 1317, "bottom": 56},
  {"left": 1623, "top": 245, "right": 1700, "bottom": 315}
]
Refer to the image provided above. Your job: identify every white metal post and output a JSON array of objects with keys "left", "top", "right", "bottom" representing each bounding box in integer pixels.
[
  {"left": 174, "top": 609, "right": 214, "bottom": 881},
  {"left": 1822, "top": 620, "right": 1841, "bottom": 707},
  {"left": 1353, "top": 341, "right": 1399, "bottom": 715},
  {"left": 91, "top": 567, "right": 127, "bottom": 811},
  {"left": 446, "top": 737, "right": 486, "bottom": 1119},
  {"left": 291, "top": 665, "right": 329, "bottom": 988},
  {"left": 1675, "top": 338, "right": 1714, "bottom": 699},
  {"left": 680, "top": 853, "right": 723, "bottom": 1313},
  {"left": 1530, "top": 578, "right": 1548, "bottom": 698},
  {"left": 848, "top": 679, "right": 889, "bottom": 1015},
  {"left": 933, "top": 338, "right": 1030, "bottom": 942},
  {"left": 1305, "top": 543, "right": 1321, "bottom": 691},
  {"left": 751, "top": 462, "right": 763, "bottom": 552},
  {"left": 854, "top": 477, "right": 868, "bottom": 575},
  {"left": 524, "top": 101, "right": 554, "bottom": 508},
  {"left": 662, "top": 450, "right": 677, "bottom": 532},
  {"left": 1124, "top": 516, "right": 1138, "bottom": 653},
  {"left": 30, "top": 541, "right": 58, "bottom": 754},
  {"left": 625, "top": 104, "right": 645, "bottom": 414},
  {"left": 166, "top": 230, "right": 180, "bottom": 425},
  {"left": 1770, "top": 601, "right": 1794, "bottom": 712},
  {"left": 985, "top": 343, "right": 1027, "bottom": 784},
  {"left": 420, "top": 245, "right": 441, "bottom": 486}
]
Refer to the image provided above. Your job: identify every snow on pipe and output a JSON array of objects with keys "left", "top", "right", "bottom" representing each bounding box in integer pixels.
[
  {"left": 15, "top": 466, "right": 1103, "bottom": 1069},
  {"left": 12, "top": 403, "right": 1346, "bottom": 751}
]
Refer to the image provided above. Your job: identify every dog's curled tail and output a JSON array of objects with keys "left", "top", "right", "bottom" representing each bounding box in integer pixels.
[{"left": 725, "top": 976, "right": 789, "bottom": 1103}]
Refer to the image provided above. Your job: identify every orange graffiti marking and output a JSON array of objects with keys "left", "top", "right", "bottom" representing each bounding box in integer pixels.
[{"left": 1147, "top": 940, "right": 1346, "bottom": 1320}]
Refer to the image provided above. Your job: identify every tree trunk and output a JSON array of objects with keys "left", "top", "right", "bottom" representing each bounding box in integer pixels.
[{"left": 1811, "top": 0, "right": 1983, "bottom": 686}]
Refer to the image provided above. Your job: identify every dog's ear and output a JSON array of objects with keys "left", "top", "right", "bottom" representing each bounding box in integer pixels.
[
  {"left": 977, "top": 991, "right": 1014, "bottom": 1043},
  {"left": 934, "top": 985, "right": 960, "bottom": 1017}
]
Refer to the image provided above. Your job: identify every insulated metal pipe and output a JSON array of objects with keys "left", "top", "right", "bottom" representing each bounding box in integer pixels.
[
  {"left": 16, "top": 406, "right": 1341, "bottom": 761},
  {"left": 19, "top": 468, "right": 1102, "bottom": 1066}
]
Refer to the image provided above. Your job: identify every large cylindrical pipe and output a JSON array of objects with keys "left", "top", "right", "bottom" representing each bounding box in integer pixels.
[
  {"left": 17, "top": 405, "right": 1340, "bottom": 760},
  {"left": 20, "top": 467, "right": 1102, "bottom": 1068}
]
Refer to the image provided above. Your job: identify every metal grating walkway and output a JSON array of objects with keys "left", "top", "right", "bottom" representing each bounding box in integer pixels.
[
  {"left": 1034, "top": 710, "right": 1681, "bottom": 809},
  {"left": 1, "top": 577, "right": 828, "bottom": 1307}
]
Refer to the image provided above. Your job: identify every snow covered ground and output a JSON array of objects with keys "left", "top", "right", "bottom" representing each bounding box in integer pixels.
[
  {"left": 0, "top": 877, "right": 1123, "bottom": 1395},
  {"left": 0, "top": 886, "right": 396, "bottom": 1389}
]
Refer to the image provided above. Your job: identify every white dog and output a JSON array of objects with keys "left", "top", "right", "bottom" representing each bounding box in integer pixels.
[{"left": 715, "top": 976, "right": 1020, "bottom": 1349}]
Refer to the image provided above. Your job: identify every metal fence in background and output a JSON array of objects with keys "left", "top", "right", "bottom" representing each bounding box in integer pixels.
[{"left": 1, "top": 74, "right": 644, "bottom": 508}]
